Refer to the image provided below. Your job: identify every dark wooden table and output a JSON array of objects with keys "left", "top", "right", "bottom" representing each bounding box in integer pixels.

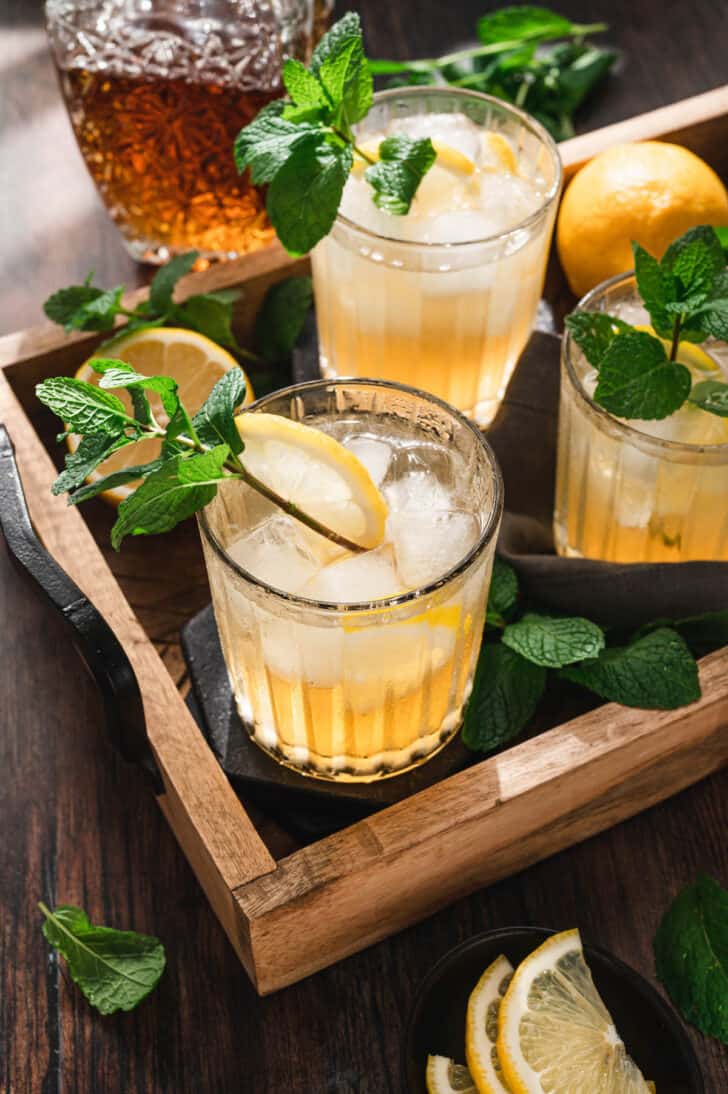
[{"left": 2, "top": 2, "right": 727, "bottom": 1091}]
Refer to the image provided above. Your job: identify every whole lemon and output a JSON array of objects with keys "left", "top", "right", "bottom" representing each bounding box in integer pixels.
[{"left": 557, "top": 141, "right": 728, "bottom": 297}]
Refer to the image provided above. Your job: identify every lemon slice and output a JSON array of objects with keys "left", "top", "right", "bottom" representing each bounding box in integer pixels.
[
  {"left": 431, "top": 139, "right": 476, "bottom": 175},
  {"left": 482, "top": 133, "right": 517, "bottom": 174},
  {"left": 69, "top": 327, "right": 251, "bottom": 506},
  {"left": 466, "top": 955, "right": 514, "bottom": 1093},
  {"left": 234, "top": 412, "right": 388, "bottom": 550},
  {"left": 426, "top": 1055, "right": 478, "bottom": 1093},
  {"left": 497, "top": 929, "right": 651, "bottom": 1094}
]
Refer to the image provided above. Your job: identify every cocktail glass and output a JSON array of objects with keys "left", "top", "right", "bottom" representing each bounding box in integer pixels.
[
  {"left": 311, "top": 87, "right": 562, "bottom": 426},
  {"left": 198, "top": 379, "right": 503, "bottom": 781},
  {"left": 554, "top": 272, "right": 728, "bottom": 563}
]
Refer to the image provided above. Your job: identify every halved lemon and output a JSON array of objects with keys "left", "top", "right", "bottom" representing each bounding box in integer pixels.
[
  {"left": 426, "top": 1055, "right": 478, "bottom": 1093},
  {"left": 465, "top": 955, "right": 514, "bottom": 1093},
  {"left": 497, "top": 930, "right": 651, "bottom": 1094},
  {"left": 69, "top": 327, "right": 252, "bottom": 505},
  {"left": 234, "top": 412, "right": 388, "bottom": 550}
]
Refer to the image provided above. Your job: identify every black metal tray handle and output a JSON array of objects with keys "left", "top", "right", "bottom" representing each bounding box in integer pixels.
[{"left": 0, "top": 424, "right": 163, "bottom": 793}]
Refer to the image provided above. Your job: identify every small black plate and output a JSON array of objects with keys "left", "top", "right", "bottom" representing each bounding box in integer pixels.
[{"left": 403, "top": 927, "right": 703, "bottom": 1094}]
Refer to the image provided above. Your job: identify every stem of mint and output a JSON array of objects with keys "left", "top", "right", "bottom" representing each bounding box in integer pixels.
[{"left": 669, "top": 315, "right": 682, "bottom": 362}]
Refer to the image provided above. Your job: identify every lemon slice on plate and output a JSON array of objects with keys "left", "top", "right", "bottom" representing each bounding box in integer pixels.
[
  {"left": 497, "top": 929, "right": 651, "bottom": 1094},
  {"left": 466, "top": 954, "right": 514, "bottom": 1093},
  {"left": 69, "top": 327, "right": 251, "bottom": 505},
  {"left": 426, "top": 1055, "right": 478, "bottom": 1093},
  {"left": 234, "top": 412, "right": 388, "bottom": 550}
]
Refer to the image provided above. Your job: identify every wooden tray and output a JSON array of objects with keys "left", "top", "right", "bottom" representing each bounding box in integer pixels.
[{"left": 2, "top": 86, "right": 728, "bottom": 996}]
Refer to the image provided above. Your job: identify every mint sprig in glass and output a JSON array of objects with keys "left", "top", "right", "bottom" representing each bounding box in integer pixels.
[{"left": 555, "top": 225, "right": 728, "bottom": 563}]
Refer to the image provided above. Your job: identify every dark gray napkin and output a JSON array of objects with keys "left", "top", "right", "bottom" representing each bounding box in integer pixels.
[{"left": 489, "top": 332, "right": 728, "bottom": 628}]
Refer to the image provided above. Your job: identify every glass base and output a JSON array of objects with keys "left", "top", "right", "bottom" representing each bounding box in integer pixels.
[
  {"left": 121, "top": 237, "right": 251, "bottom": 267},
  {"left": 240, "top": 704, "right": 464, "bottom": 784}
]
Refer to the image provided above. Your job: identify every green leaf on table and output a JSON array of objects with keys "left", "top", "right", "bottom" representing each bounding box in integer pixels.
[
  {"left": 632, "top": 242, "right": 673, "bottom": 339},
  {"left": 502, "top": 612, "right": 605, "bottom": 667},
  {"left": 310, "top": 11, "right": 372, "bottom": 125},
  {"left": 486, "top": 556, "right": 519, "bottom": 626},
  {"left": 44, "top": 282, "right": 112, "bottom": 332},
  {"left": 654, "top": 875, "right": 728, "bottom": 1044},
  {"left": 51, "top": 434, "right": 128, "bottom": 496},
  {"left": 148, "top": 251, "right": 198, "bottom": 313},
  {"left": 234, "top": 102, "right": 322, "bottom": 185},
  {"left": 688, "top": 379, "right": 728, "bottom": 417},
  {"left": 192, "top": 368, "right": 249, "bottom": 454},
  {"left": 255, "top": 276, "right": 313, "bottom": 362},
  {"left": 462, "top": 642, "right": 547, "bottom": 752},
  {"left": 594, "top": 329, "right": 691, "bottom": 420},
  {"left": 39, "top": 902, "right": 165, "bottom": 1015},
  {"left": 267, "top": 138, "right": 352, "bottom": 256},
  {"left": 36, "top": 377, "right": 134, "bottom": 436},
  {"left": 110, "top": 450, "right": 228, "bottom": 549},
  {"left": 477, "top": 6, "right": 574, "bottom": 45},
  {"left": 560, "top": 626, "right": 700, "bottom": 709},
  {"left": 365, "top": 135, "right": 436, "bottom": 216},
  {"left": 564, "top": 312, "right": 631, "bottom": 369}
]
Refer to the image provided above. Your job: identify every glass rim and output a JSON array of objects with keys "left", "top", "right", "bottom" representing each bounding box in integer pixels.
[
  {"left": 563, "top": 270, "right": 728, "bottom": 455},
  {"left": 333, "top": 85, "right": 563, "bottom": 252},
  {"left": 198, "top": 377, "right": 504, "bottom": 612}
]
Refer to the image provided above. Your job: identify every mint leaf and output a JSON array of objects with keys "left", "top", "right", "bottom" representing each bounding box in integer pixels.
[
  {"left": 594, "top": 330, "right": 691, "bottom": 420},
  {"left": 310, "top": 11, "right": 372, "bottom": 125},
  {"left": 695, "top": 270, "right": 728, "bottom": 341},
  {"left": 36, "top": 377, "right": 134, "bottom": 435},
  {"left": 192, "top": 368, "right": 249, "bottom": 454},
  {"left": 68, "top": 458, "right": 166, "bottom": 505},
  {"left": 148, "top": 251, "right": 198, "bottom": 313},
  {"left": 234, "top": 103, "right": 321, "bottom": 185},
  {"left": 365, "top": 135, "right": 436, "bottom": 215},
  {"left": 44, "top": 283, "right": 107, "bottom": 331},
  {"left": 564, "top": 312, "right": 631, "bottom": 368},
  {"left": 94, "top": 361, "right": 180, "bottom": 419},
  {"left": 502, "top": 612, "right": 604, "bottom": 667},
  {"left": 560, "top": 627, "right": 700, "bottom": 709},
  {"left": 477, "top": 6, "right": 574, "bottom": 45},
  {"left": 177, "top": 444, "right": 230, "bottom": 484},
  {"left": 283, "top": 57, "right": 330, "bottom": 112},
  {"left": 51, "top": 434, "right": 127, "bottom": 495},
  {"left": 662, "top": 225, "right": 725, "bottom": 289},
  {"left": 174, "top": 293, "right": 240, "bottom": 351},
  {"left": 487, "top": 556, "right": 519, "bottom": 626},
  {"left": 255, "top": 276, "right": 313, "bottom": 362},
  {"left": 689, "top": 379, "right": 728, "bottom": 417},
  {"left": 39, "top": 902, "right": 165, "bottom": 1015},
  {"left": 654, "top": 875, "right": 728, "bottom": 1045},
  {"left": 267, "top": 138, "right": 352, "bottom": 256},
  {"left": 714, "top": 226, "right": 728, "bottom": 255},
  {"left": 111, "top": 455, "right": 224, "bottom": 549},
  {"left": 632, "top": 242, "right": 672, "bottom": 339},
  {"left": 462, "top": 642, "right": 546, "bottom": 752}
]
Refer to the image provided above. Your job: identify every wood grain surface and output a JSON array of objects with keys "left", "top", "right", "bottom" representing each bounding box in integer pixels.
[{"left": 1, "top": 1, "right": 728, "bottom": 1091}]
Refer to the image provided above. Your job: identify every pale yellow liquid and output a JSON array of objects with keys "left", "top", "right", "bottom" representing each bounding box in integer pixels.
[{"left": 554, "top": 358, "right": 728, "bottom": 564}]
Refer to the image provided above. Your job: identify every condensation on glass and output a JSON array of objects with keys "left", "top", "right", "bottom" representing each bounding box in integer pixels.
[
  {"left": 198, "top": 379, "right": 503, "bottom": 782},
  {"left": 45, "top": 0, "right": 318, "bottom": 262}
]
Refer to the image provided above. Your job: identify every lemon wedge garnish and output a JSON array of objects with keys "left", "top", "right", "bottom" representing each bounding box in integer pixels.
[
  {"left": 497, "top": 929, "right": 651, "bottom": 1094},
  {"left": 69, "top": 327, "right": 251, "bottom": 506},
  {"left": 466, "top": 955, "right": 514, "bottom": 1093},
  {"left": 431, "top": 139, "right": 476, "bottom": 175},
  {"left": 482, "top": 133, "right": 517, "bottom": 174},
  {"left": 426, "top": 1055, "right": 478, "bottom": 1093},
  {"left": 234, "top": 412, "right": 388, "bottom": 550}
]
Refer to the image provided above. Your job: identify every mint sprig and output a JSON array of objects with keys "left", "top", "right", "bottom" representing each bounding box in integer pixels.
[
  {"left": 43, "top": 258, "right": 314, "bottom": 381},
  {"left": 37, "top": 360, "right": 363, "bottom": 553},
  {"left": 234, "top": 13, "right": 435, "bottom": 256},
  {"left": 463, "top": 558, "right": 706, "bottom": 753},
  {"left": 565, "top": 225, "right": 728, "bottom": 422},
  {"left": 39, "top": 902, "right": 165, "bottom": 1015},
  {"left": 654, "top": 875, "right": 728, "bottom": 1045}
]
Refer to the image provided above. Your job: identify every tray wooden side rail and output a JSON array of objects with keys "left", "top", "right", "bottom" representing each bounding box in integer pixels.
[{"left": 1, "top": 87, "right": 727, "bottom": 994}]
